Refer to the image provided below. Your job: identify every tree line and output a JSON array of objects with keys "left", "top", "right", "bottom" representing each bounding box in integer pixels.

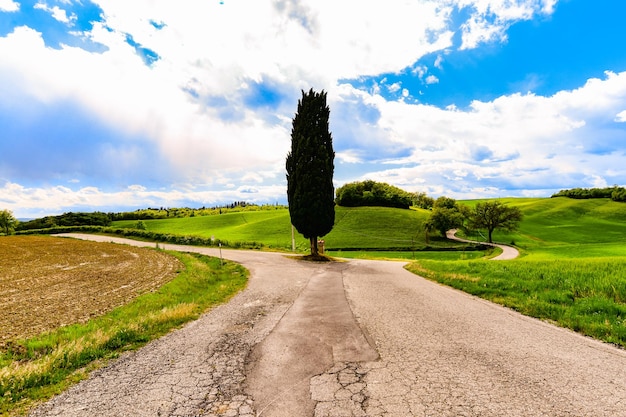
[
  {"left": 110, "top": 202, "right": 284, "bottom": 221},
  {"left": 552, "top": 186, "right": 626, "bottom": 202},
  {"left": 16, "top": 212, "right": 112, "bottom": 231},
  {"left": 9, "top": 202, "right": 282, "bottom": 232}
]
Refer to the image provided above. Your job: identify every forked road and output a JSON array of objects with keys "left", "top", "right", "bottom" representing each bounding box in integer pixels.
[{"left": 31, "top": 234, "right": 626, "bottom": 417}]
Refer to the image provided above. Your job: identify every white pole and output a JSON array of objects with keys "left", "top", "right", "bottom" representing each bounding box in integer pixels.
[{"left": 291, "top": 224, "right": 296, "bottom": 252}]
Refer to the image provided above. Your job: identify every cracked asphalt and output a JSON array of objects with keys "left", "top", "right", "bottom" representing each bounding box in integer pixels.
[{"left": 29, "top": 234, "right": 626, "bottom": 416}]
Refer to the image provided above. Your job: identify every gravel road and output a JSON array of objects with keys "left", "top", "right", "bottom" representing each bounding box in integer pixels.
[{"left": 29, "top": 234, "right": 626, "bottom": 416}]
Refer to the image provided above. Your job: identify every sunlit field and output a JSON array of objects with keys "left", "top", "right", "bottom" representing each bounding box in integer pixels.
[{"left": 407, "top": 197, "right": 626, "bottom": 348}]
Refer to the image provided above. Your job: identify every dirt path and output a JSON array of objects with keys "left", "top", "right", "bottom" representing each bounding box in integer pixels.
[
  {"left": 29, "top": 234, "right": 626, "bottom": 416},
  {"left": 446, "top": 229, "right": 520, "bottom": 260}
]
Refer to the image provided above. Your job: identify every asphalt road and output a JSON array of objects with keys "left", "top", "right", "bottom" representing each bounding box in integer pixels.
[
  {"left": 29, "top": 234, "right": 626, "bottom": 416},
  {"left": 446, "top": 229, "right": 520, "bottom": 260}
]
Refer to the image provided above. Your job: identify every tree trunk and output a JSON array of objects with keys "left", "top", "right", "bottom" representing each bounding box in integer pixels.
[
  {"left": 309, "top": 236, "right": 319, "bottom": 256},
  {"left": 488, "top": 228, "right": 493, "bottom": 243}
]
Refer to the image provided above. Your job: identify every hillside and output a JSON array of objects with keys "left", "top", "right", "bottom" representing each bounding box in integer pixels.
[
  {"left": 475, "top": 197, "right": 626, "bottom": 258},
  {"left": 112, "top": 206, "right": 467, "bottom": 252},
  {"left": 111, "top": 197, "right": 626, "bottom": 256}
]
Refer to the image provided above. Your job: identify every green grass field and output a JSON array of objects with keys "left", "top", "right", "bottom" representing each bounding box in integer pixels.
[
  {"left": 411, "top": 197, "right": 626, "bottom": 348},
  {"left": 112, "top": 206, "right": 473, "bottom": 253},
  {"left": 465, "top": 197, "right": 626, "bottom": 258}
]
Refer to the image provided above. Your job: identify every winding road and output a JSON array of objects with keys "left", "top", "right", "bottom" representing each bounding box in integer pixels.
[
  {"left": 29, "top": 234, "right": 626, "bottom": 417},
  {"left": 446, "top": 229, "right": 520, "bottom": 260}
]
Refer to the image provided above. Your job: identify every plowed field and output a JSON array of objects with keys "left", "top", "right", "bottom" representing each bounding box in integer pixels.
[{"left": 0, "top": 235, "right": 182, "bottom": 346}]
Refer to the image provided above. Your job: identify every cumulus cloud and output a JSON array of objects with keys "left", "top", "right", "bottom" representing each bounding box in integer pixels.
[
  {"left": 0, "top": 180, "right": 287, "bottom": 218},
  {"left": 334, "top": 70, "right": 626, "bottom": 194},
  {"left": 455, "top": 0, "right": 557, "bottom": 49},
  {"left": 434, "top": 55, "right": 444, "bottom": 69},
  {"left": 388, "top": 82, "right": 402, "bottom": 93},
  {"left": 34, "top": 3, "right": 75, "bottom": 24},
  {"left": 615, "top": 110, "right": 626, "bottom": 122},
  {"left": 425, "top": 75, "right": 439, "bottom": 85},
  {"left": 0, "top": 0, "right": 457, "bottom": 186},
  {"left": 4, "top": 0, "right": 626, "bottom": 217},
  {"left": 0, "top": 0, "right": 18, "bottom": 12}
]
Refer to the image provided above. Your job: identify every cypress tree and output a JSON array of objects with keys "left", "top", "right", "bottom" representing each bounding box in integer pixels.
[{"left": 286, "top": 89, "right": 335, "bottom": 256}]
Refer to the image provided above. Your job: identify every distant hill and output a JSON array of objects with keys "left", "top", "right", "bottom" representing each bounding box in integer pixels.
[{"left": 474, "top": 197, "right": 626, "bottom": 258}]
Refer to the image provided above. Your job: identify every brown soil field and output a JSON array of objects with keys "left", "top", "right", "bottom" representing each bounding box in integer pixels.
[{"left": 0, "top": 235, "right": 182, "bottom": 346}]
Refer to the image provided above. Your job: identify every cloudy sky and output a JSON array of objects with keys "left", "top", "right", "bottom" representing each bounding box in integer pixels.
[{"left": 2, "top": 0, "right": 626, "bottom": 218}]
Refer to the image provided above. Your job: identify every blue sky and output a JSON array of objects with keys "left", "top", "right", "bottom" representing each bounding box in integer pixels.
[{"left": 1, "top": 0, "right": 626, "bottom": 218}]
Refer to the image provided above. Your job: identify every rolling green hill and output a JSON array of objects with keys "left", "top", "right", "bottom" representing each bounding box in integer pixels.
[
  {"left": 113, "top": 206, "right": 471, "bottom": 252},
  {"left": 477, "top": 197, "right": 626, "bottom": 258},
  {"left": 112, "top": 197, "right": 626, "bottom": 258},
  {"left": 409, "top": 196, "right": 626, "bottom": 348}
]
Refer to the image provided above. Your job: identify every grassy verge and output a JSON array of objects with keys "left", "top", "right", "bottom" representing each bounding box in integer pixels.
[
  {"left": 407, "top": 258, "right": 626, "bottom": 348},
  {"left": 327, "top": 249, "right": 490, "bottom": 261},
  {"left": 0, "top": 251, "right": 248, "bottom": 416}
]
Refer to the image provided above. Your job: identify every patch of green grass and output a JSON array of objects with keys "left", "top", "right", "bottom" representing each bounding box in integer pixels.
[
  {"left": 483, "top": 197, "right": 626, "bottom": 256},
  {"left": 327, "top": 250, "right": 488, "bottom": 261},
  {"left": 112, "top": 206, "right": 473, "bottom": 253},
  {"left": 115, "top": 210, "right": 290, "bottom": 246},
  {"left": 0, "top": 251, "right": 248, "bottom": 416},
  {"left": 407, "top": 257, "right": 626, "bottom": 348}
]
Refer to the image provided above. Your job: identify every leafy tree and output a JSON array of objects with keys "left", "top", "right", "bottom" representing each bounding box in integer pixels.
[
  {"left": 612, "top": 187, "right": 626, "bottom": 202},
  {"left": 335, "top": 180, "right": 413, "bottom": 209},
  {"left": 424, "top": 197, "right": 468, "bottom": 237},
  {"left": 0, "top": 209, "right": 18, "bottom": 235},
  {"left": 468, "top": 201, "right": 523, "bottom": 243},
  {"left": 286, "top": 89, "right": 335, "bottom": 256},
  {"left": 433, "top": 196, "right": 457, "bottom": 209},
  {"left": 411, "top": 192, "right": 435, "bottom": 209}
]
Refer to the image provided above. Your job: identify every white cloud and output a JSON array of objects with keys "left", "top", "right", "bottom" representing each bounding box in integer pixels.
[
  {"left": 615, "top": 110, "right": 626, "bottom": 122},
  {"left": 434, "top": 55, "right": 444, "bottom": 69},
  {"left": 33, "top": 3, "right": 75, "bottom": 24},
  {"left": 1, "top": 181, "right": 287, "bottom": 218},
  {"left": 455, "top": 0, "right": 558, "bottom": 49},
  {"left": 388, "top": 82, "right": 402, "bottom": 93},
  {"left": 0, "top": 0, "right": 18, "bottom": 12},
  {"left": 425, "top": 75, "right": 439, "bottom": 84},
  {"left": 0, "top": 0, "right": 459, "bottom": 187},
  {"left": 3, "top": 0, "right": 625, "bottom": 216},
  {"left": 459, "top": 14, "right": 508, "bottom": 50},
  {"left": 541, "top": 0, "right": 558, "bottom": 14},
  {"left": 332, "top": 69, "right": 626, "bottom": 196},
  {"left": 336, "top": 150, "right": 363, "bottom": 164},
  {"left": 412, "top": 65, "right": 428, "bottom": 78}
]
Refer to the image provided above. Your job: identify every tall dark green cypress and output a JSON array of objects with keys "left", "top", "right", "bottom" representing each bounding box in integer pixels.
[{"left": 286, "top": 89, "right": 335, "bottom": 256}]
